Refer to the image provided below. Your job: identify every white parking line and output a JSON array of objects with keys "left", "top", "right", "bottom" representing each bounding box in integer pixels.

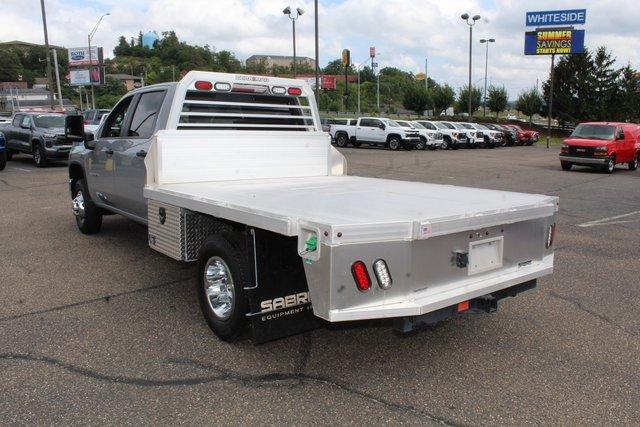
[
  {"left": 577, "top": 210, "right": 640, "bottom": 227},
  {"left": 9, "top": 166, "right": 32, "bottom": 172}
]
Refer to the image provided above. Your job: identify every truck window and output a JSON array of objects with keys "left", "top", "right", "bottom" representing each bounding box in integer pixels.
[
  {"left": 127, "top": 90, "right": 166, "bottom": 138},
  {"left": 21, "top": 116, "right": 32, "bottom": 128},
  {"left": 12, "top": 114, "right": 23, "bottom": 127},
  {"left": 101, "top": 96, "right": 133, "bottom": 138}
]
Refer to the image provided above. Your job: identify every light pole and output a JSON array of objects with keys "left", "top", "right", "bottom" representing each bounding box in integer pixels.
[
  {"left": 480, "top": 38, "right": 495, "bottom": 116},
  {"left": 39, "top": 0, "right": 55, "bottom": 110},
  {"left": 313, "top": 0, "right": 319, "bottom": 103},
  {"left": 283, "top": 6, "right": 304, "bottom": 78},
  {"left": 88, "top": 12, "right": 109, "bottom": 110},
  {"left": 460, "top": 13, "right": 480, "bottom": 118}
]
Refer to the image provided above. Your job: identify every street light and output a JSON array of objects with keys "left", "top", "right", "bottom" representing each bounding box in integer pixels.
[
  {"left": 283, "top": 6, "right": 304, "bottom": 78},
  {"left": 461, "top": 13, "right": 481, "bottom": 118},
  {"left": 88, "top": 12, "right": 110, "bottom": 109},
  {"left": 480, "top": 38, "right": 495, "bottom": 116}
]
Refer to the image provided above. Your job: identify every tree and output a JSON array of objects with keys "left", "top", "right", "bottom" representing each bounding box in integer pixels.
[
  {"left": 0, "top": 49, "right": 24, "bottom": 81},
  {"left": 402, "top": 83, "right": 432, "bottom": 114},
  {"left": 431, "top": 84, "right": 455, "bottom": 115},
  {"left": 592, "top": 47, "right": 620, "bottom": 120},
  {"left": 487, "top": 85, "right": 508, "bottom": 117},
  {"left": 617, "top": 65, "right": 640, "bottom": 122},
  {"left": 516, "top": 88, "right": 543, "bottom": 123},
  {"left": 456, "top": 85, "right": 482, "bottom": 115}
]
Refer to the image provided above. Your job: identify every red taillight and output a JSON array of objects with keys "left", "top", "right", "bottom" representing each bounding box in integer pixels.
[
  {"left": 195, "top": 80, "right": 213, "bottom": 91},
  {"left": 351, "top": 261, "right": 371, "bottom": 292},
  {"left": 546, "top": 223, "right": 556, "bottom": 249},
  {"left": 288, "top": 87, "right": 302, "bottom": 96}
]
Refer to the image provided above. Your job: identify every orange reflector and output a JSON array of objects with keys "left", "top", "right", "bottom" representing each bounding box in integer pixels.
[{"left": 457, "top": 300, "right": 470, "bottom": 312}]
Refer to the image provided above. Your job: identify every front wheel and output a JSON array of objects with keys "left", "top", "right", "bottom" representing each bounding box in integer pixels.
[
  {"left": 442, "top": 138, "right": 451, "bottom": 150},
  {"left": 388, "top": 136, "right": 401, "bottom": 151},
  {"left": 560, "top": 161, "right": 572, "bottom": 171},
  {"left": 416, "top": 137, "right": 427, "bottom": 150},
  {"left": 629, "top": 154, "right": 638, "bottom": 171},
  {"left": 33, "top": 143, "right": 47, "bottom": 168},
  {"left": 72, "top": 179, "right": 102, "bottom": 234},
  {"left": 604, "top": 157, "right": 615, "bottom": 174},
  {"left": 0, "top": 151, "right": 6, "bottom": 171},
  {"left": 197, "top": 235, "right": 250, "bottom": 342}
]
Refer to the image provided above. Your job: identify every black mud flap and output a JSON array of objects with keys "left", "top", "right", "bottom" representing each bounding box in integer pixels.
[
  {"left": 245, "top": 228, "right": 321, "bottom": 344},
  {"left": 393, "top": 279, "right": 537, "bottom": 334}
]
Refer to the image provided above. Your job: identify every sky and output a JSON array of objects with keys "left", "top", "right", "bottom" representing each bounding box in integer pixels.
[{"left": 1, "top": 0, "right": 639, "bottom": 99}]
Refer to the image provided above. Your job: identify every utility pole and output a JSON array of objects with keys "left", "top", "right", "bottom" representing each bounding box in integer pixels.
[
  {"left": 547, "top": 54, "right": 555, "bottom": 149},
  {"left": 425, "top": 58, "right": 428, "bottom": 90},
  {"left": 314, "top": 0, "right": 319, "bottom": 103},
  {"left": 480, "top": 38, "right": 495, "bottom": 116},
  {"left": 52, "top": 49, "right": 63, "bottom": 110},
  {"left": 461, "top": 14, "right": 480, "bottom": 118},
  {"left": 78, "top": 86, "right": 83, "bottom": 111},
  {"left": 39, "top": 0, "right": 55, "bottom": 110}
]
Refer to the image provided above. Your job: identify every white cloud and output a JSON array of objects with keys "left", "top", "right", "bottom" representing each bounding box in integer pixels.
[{"left": 0, "top": 0, "right": 638, "bottom": 99}]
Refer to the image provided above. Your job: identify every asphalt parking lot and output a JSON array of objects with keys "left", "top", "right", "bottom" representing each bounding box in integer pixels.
[{"left": 1, "top": 145, "right": 639, "bottom": 425}]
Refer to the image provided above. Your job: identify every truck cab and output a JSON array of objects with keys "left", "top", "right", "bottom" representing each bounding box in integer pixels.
[{"left": 560, "top": 122, "right": 640, "bottom": 173}]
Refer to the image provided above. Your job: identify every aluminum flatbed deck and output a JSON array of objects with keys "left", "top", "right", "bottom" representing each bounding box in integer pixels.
[{"left": 144, "top": 175, "right": 557, "bottom": 245}]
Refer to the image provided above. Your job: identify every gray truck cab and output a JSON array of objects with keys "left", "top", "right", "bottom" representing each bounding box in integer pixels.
[{"left": 69, "top": 83, "right": 177, "bottom": 222}]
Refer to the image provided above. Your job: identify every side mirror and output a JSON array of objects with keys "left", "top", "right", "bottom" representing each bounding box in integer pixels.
[
  {"left": 617, "top": 131, "right": 625, "bottom": 140},
  {"left": 379, "top": 123, "right": 386, "bottom": 130},
  {"left": 65, "top": 115, "right": 85, "bottom": 142}
]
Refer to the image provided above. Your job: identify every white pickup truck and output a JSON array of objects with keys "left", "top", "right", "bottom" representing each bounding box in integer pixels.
[
  {"left": 65, "top": 71, "right": 557, "bottom": 343},
  {"left": 330, "top": 117, "right": 420, "bottom": 150}
]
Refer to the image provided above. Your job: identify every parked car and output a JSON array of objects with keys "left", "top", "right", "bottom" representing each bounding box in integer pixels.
[
  {"left": 469, "top": 123, "right": 504, "bottom": 148},
  {"left": 503, "top": 124, "right": 539, "bottom": 146},
  {"left": 84, "top": 112, "right": 108, "bottom": 134},
  {"left": 483, "top": 123, "right": 516, "bottom": 146},
  {"left": 395, "top": 120, "right": 443, "bottom": 150},
  {"left": 322, "top": 118, "right": 356, "bottom": 133},
  {"left": 2, "top": 112, "right": 71, "bottom": 167},
  {"left": 415, "top": 120, "right": 466, "bottom": 150},
  {"left": 330, "top": 117, "right": 420, "bottom": 150},
  {"left": 65, "top": 71, "right": 557, "bottom": 343},
  {"left": 0, "top": 117, "right": 11, "bottom": 126},
  {"left": 506, "top": 114, "right": 518, "bottom": 120},
  {"left": 559, "top": 122, "right": 640, "bottom": 173},
  {"left": 0, "top": 131, "right": 6, "bottom": 171},
  {"left": 82, "top": 109, "right": 111, "bottom": 125},
  {"left": 442, "top": 122, "right": 478, "bottom": 148}
]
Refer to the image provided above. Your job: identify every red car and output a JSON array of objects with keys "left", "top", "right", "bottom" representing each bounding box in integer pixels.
[
  {"left": 503, "top": 124, "right": 539, "bottom": 146},
  {"left": 559, "top": 122, "right": 640, "bottom": 174}
]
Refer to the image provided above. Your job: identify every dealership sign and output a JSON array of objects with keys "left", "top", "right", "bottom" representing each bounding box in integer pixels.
[
  {"left": 524, "top": 29, "right": 585, "bottom": 55},
  {"left": 68, "top": 46, "right": 101, "bottom": 66},
  {"left": 69, "top": 69, "right": 90, "bottom": 86},
  {"left": 525, "top": 9, "right": 586, "bottom": 27}
]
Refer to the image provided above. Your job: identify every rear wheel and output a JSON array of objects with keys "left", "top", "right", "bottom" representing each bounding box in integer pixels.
[
  {"left": 335, "top": 133, "right": 348, "bottom": 148},
  {"left": 604, "top": 157, "right": 615, "bottom": 174},
  {"left": 72, "top": 179, "right": 103, "bottom": 234},
  {"left": 560, "top": 161, "right": 572, "bottom": 171},
  {"left": 416, "top": 137, "right": 427, "bottom": 150},
  {"left": 388, "top": 136, "right": 401, "bottom": 151},
  {"left": 33, "top": 143, "right": 47, "bottom": 168},
  {"left": 629, "top": 154, "right": 638, "bottom": 171},
  {"left": 197, "top": 235, "right": 250, "bottom": 342}
]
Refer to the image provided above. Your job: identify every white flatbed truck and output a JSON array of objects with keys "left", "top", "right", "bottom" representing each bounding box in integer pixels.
[{"left": 66, "top": 71, "right": 557, "bottom": 343}]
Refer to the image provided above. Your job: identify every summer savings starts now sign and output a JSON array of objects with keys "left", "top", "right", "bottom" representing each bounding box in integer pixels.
[{"left": 524, "top": 9, "right": 586, "bottom": 55}]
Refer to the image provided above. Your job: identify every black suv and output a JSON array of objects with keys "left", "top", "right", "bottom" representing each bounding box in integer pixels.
[{"left": 3, "top": 112, "right": 72, "bottom": 167}]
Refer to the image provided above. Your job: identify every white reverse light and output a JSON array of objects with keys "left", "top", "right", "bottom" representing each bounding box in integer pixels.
[{"left": 373, "top": 259, "right": 392, "bottom": 289}]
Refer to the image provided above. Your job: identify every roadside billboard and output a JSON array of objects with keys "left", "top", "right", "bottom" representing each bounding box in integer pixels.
[
  {"left": 525, "top": 9, "right": 586, "bottom": 27},
  {"left": 321, "top": 75, "right": 336, "bottom": 90},
  {"left": 524, "top": 29, "right": 585, "bottom": 55},
  {"left": 69, "top": 69, "right": 90, "bottom": 86},
  {"left": 68, "top": 46, "right": 103, "bottom": 67}
]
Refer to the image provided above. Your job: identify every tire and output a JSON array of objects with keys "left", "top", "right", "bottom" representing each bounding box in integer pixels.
[
  {"left": 6, "top": 149, "right": 13, "bottom": 161},
  {"left": 388, "top": 136, "right": 401, "bottom": 151},
  {"left": 72, "top": 179, "right": 103, "bottom": 234},
  {"left": 0, "top": 151, "right": 6, "bottom": 171},
  {"left": 604, "top": 157, "right": 615, "bottom": 174},
  {"left": 629, "top": 154, "right": 638, "bottom": 171},
  {"left": 442, "top": 137, "right": 451, "bottom": 150},
  {"left": 560, "top": 161, "right": 572, "bottom": 171},
  {"left": 197, "top": 235, "right": 250, "bottom": 342},
  {"left": 335, "top": 133, "right": 348, "bottom": 148},
  {"left": 416, "top": 137, "right": 427, "bottom": 150},
  {"left": 33, "top": 142, "right": 47, "bottom": 168}
]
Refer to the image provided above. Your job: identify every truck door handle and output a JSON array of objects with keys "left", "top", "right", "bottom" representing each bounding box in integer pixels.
[
  {"left": 105, "top": 149, "right": 114, "bottom": 155},
  {"left": 136, "top": 150, "right": 147, "bottom": 158}
]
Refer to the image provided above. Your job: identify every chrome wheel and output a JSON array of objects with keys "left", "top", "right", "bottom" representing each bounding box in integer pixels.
[
  {"left": 72, "top": 190, "right": 85, "bottom": 218},
  {"left": 33, "top": 149, "right": 41, "bottom": 165},
  {"left": 203, "top": 256, "right": 235, "bottom": 320},
  {"left": 388, "top": 138, "right": 400, "bottom": 150},
  {"left": 607, "top": 158, "right": 615, "bottom": 173}
]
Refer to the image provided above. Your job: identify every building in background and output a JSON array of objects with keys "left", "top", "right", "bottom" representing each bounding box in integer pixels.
[{"left": 106, "top": 74, "right": 144, "bottom": 91}]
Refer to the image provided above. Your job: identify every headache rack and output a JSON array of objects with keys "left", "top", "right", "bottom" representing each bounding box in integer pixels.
[{"left": 177, "top": 89, "right": 315, "bottom": 131}]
